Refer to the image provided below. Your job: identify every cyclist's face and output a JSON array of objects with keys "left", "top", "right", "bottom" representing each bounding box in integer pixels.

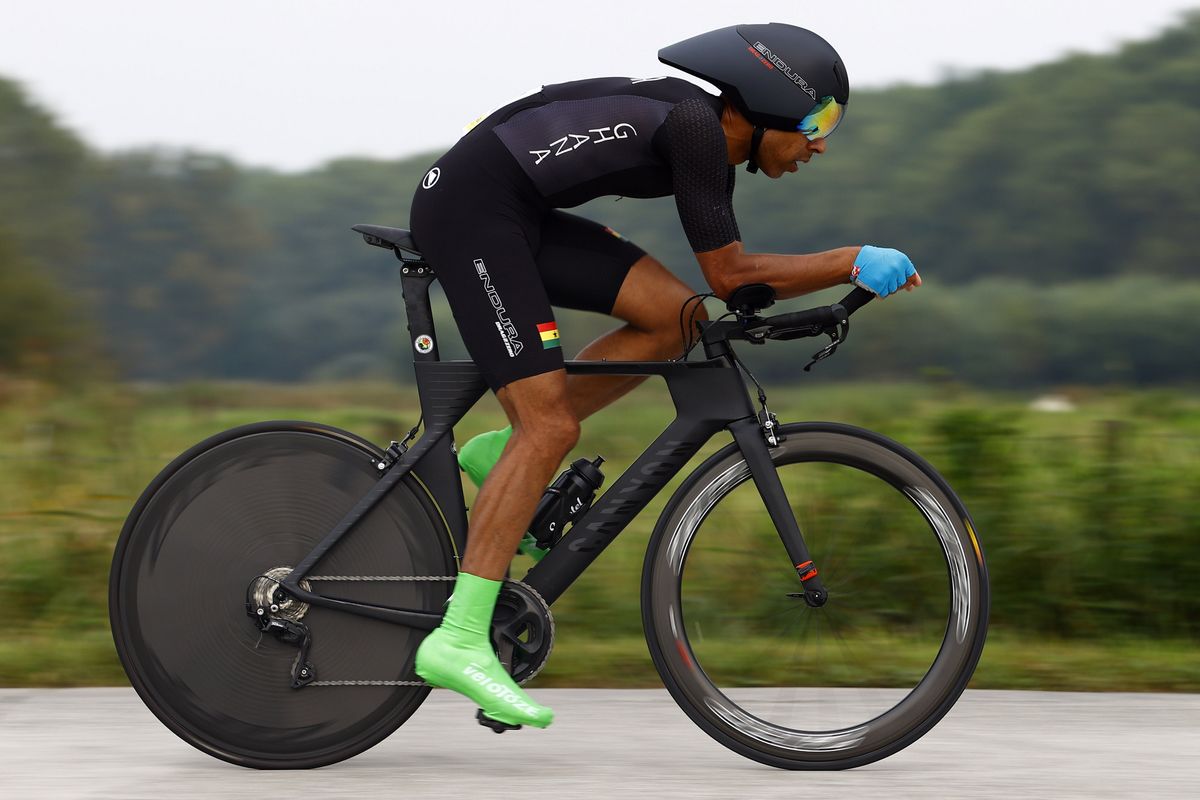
[{"left": 759, "top": 129, "right": 826, "bottom": 179}]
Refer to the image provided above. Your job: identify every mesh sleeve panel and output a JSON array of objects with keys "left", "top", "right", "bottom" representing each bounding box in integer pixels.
[{"left": 663, "top": 98, "right": 741, "bottom": 253}]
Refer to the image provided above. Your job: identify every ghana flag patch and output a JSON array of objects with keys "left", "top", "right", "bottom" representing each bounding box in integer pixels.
[{"left": 537, "top": 321, "right": 560, "bottom": 349}]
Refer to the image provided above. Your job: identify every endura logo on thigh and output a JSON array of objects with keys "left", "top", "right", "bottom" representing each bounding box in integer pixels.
[
  {"left": 474, "top": 258, "right": 523, "bottom": 357},
  {"left": 462, "top": 663, "right": 538, "bottom": 714}
]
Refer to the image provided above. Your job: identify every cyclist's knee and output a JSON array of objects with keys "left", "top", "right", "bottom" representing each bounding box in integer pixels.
[
  {"left": 614, "top": 257, "right": 710, "bottom": 336},
  {"left": 514, "top": 410, "right": 579, "bottom": 458},
  {"left": 666, "top": 289, "right": 709, "bottom": 332},
  {"left": 664, "top": 293, "right": 709, "bottom": 356},
  {"left": 686, "top": 298, "right": 711, "bottom": 323},
  {"left": 500, "top": 373, "right": 579, "bottom": 456}
]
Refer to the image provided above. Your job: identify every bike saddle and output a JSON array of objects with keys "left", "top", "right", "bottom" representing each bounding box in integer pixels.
[{"left": 352, "top": 224, "right": 425, "bottom": 263}]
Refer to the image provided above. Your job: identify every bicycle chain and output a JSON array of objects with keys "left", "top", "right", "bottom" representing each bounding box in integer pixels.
[
  {"left": 310, "top": 680, "right": 426, "bottom": 687},
  {"left": 306, "top": 575, "right": 455, "bottom": 581},
  {"left": 302, "top": 574, "right": 453, "bottom": 686}
]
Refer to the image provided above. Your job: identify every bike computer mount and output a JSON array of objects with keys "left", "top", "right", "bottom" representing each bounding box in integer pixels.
[{"left": 726, "top": 283, "right": 777, "bottom": 317}]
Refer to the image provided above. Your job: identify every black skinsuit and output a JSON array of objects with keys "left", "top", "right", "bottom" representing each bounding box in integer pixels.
[{"left": 409, "top": 76, "right": 740, "bottom": 390}]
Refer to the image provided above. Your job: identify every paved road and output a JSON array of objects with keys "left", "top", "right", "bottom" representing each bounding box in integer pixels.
[{"left": 1, "top": 688, "right": 1197, "bottom": 799}]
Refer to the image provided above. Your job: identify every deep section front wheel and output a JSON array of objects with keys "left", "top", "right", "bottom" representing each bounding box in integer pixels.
[
  {"left": 109, "top": 421, "right": 456, "bottom": 769},
  {"left": 642, "top": 422, "right": 988, "bottom": 770}
]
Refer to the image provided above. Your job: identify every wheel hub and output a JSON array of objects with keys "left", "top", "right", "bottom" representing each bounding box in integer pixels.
[{"left": 247, "top": 566, "right": 313, "bottom": 622}]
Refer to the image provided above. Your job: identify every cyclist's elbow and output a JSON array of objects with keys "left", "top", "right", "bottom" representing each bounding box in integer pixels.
[{"left": 695, "top": 240, "right": 745, "bottom": 300}]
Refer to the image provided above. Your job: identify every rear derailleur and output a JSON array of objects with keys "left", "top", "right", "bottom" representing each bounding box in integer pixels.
[{"left": 246, "top": 573, "right": 316, "bottom": 688}]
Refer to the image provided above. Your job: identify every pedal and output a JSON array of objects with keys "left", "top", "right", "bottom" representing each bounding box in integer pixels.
[{"left": 476, "top": 708, "right": 522, "bottom": 734}]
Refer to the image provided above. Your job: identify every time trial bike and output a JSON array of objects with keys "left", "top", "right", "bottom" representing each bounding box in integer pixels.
[{"left": 109, "top": 223, "right": 989, "bottom": 771}]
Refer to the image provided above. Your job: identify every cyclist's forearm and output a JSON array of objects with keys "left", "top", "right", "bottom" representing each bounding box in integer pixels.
[
  {"left": 736, "top": 247, "right": 860, "bottom": 300},
  {"left": 696, "top": 241, "right": 860, "bottom": 300}
]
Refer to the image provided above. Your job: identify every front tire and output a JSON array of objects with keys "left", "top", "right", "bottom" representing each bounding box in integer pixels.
[{"left": 642, "top": 422, "right": 988, "bottom": 770}]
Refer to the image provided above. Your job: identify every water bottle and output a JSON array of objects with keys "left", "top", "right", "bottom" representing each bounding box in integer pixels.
[{"left": 528, "top": 456, "right": 605, "bottom": 550}]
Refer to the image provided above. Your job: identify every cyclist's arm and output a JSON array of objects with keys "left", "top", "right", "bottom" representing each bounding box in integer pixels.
[
  {"left": 664, "top": 99, "right": 918, "bottom": 300},
  {"left": 695, "top": 241, "right": 860, "bottom": 301}
]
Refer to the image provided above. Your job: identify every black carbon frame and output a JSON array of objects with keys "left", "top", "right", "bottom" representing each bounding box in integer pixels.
[{"left": 280, "top": 270, "right": 825, "bottom": 626}]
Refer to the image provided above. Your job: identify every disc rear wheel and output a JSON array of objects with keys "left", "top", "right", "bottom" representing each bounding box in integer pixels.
[{"left": 109, "top": 422, "right": 455, "bottom": 769}]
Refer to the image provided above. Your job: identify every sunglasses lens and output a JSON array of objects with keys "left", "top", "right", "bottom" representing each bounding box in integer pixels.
[{"left": 797, "top": 97, "right": 844, "bottom": 140}]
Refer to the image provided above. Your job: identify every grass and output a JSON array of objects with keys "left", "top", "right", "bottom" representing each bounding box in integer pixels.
[
  {"left": 3, "top": 627, "right": 1196, "bottom": 693},
  {"left": 533, "top": 630, "right": 1200, "bottom": 693},
  {"left": 1, "top": 377, "right": 1198, "bottom": 689}
]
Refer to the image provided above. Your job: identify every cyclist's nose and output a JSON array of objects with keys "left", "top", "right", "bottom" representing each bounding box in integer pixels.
[{"left": 808, "top": 138, "right": 826, "bottom": 154}]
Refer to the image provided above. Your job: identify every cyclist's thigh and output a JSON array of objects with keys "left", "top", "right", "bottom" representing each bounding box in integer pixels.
[
  {"left": 411, "top": 182, "right": 562, "bottom": 393},
  {"left": 534, "top": 212, "right": 647, "bottom": 316},
  {"left": 607, "top": 253, "right": 708, "bottom": 333},
  {"left": 535, "top": 212, "right": 700, "bottom": 330}
]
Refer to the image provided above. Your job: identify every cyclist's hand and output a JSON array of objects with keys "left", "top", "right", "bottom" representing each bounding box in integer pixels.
[{"left": 850, "top": 245, "right": 921, "bottom": 298}]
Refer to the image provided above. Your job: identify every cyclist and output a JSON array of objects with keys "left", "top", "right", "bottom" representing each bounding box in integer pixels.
[{"left": 410, "top": 22, "right": 921, "bottom": 731}]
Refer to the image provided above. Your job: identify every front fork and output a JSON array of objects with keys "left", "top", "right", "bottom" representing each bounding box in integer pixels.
[{"left": 728, "top": 416, "right": 828, "bottom": 607}]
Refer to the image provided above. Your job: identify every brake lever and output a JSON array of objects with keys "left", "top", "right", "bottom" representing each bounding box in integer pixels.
[{"left": 803, "top": 318, "right": 850, "bottom": 372}]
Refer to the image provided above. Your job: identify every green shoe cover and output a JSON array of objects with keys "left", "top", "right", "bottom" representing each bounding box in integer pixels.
[
  {"left": 457, "top": 426, "right": 513, "bottom": 488},
  {"left": 458, "top": 426, "right": 548, "bottom": 561},
  {"left": 414, "top": 573, "right": 554, "bottom": 728},
  {"left": 517, "top": 534, "right": 548, "bottom": 562}
]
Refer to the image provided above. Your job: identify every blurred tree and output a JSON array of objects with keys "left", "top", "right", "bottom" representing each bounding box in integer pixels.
[
  {"left": 0, "top": 78, "right": 91, "bottom": 379},
  {"left": 225, "top": 157, "right": 435, "bottom": 380},
  {"left": 77, "top": 150, "right": 268, "bottom": 379},
  {"left": 4, "top": 13, "right": 1200, "bottom": 383},
  {"left": 0, "top": 235, "right": 82, "bottom": 377},
  {"left": 0, "top": 77, "right": 88, "bottom": 270}
]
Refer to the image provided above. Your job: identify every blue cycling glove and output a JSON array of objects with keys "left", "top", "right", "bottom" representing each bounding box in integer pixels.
[{"left": 851, "top": 245, "right": 917, "bottom": 298}]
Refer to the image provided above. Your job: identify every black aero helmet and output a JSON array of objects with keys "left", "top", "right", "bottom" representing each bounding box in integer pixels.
[{"left": 659, "top": 23, "right": 849, "bottom": 171}]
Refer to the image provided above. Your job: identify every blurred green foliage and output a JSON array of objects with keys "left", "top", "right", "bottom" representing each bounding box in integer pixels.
[
  {"left": 0, "top": 81, "right": 91, "bottom": 380},
  {"left": 0, "top": 380, "right": 1196, "bottom": 687},
  {"left": 1, "top": 16, "right": 1200, "bottom": 383},
  {"left": 0, "top": 236, "right": 83, "bottom": 378},
  {"left": 76, "top": 152, "right": 266, "bottom": 378}
]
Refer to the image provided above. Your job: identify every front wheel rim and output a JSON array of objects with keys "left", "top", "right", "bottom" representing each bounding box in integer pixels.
[{"left": 646, "top": 426, "right": 988, "bottom": 765}]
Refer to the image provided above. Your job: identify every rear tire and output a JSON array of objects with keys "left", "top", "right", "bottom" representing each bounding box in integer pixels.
[
  {"left": 642, "top": 422, "right": 988, "bottom": 770},
  {"left": 109, "top": 421, "right": 456, "bottom": 769}
]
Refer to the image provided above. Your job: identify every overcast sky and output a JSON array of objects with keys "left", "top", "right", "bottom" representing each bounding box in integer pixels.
[{"left": 2, "top": 0, "right": 1196, "bottom": 171}]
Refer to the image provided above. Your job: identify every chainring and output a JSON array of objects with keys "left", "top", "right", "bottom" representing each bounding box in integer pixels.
[{"left": 491, "top": 580, "right": 554, "bottom": 685}]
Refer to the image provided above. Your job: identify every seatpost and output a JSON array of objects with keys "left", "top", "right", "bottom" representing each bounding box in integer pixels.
[{"left": 400, "top": 269, "right": 439, "bottom": 363}]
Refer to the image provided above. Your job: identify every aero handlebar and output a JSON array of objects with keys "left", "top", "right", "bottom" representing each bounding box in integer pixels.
[{"left": 745, "top": 287, "right": 875, "bottom": 342}]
